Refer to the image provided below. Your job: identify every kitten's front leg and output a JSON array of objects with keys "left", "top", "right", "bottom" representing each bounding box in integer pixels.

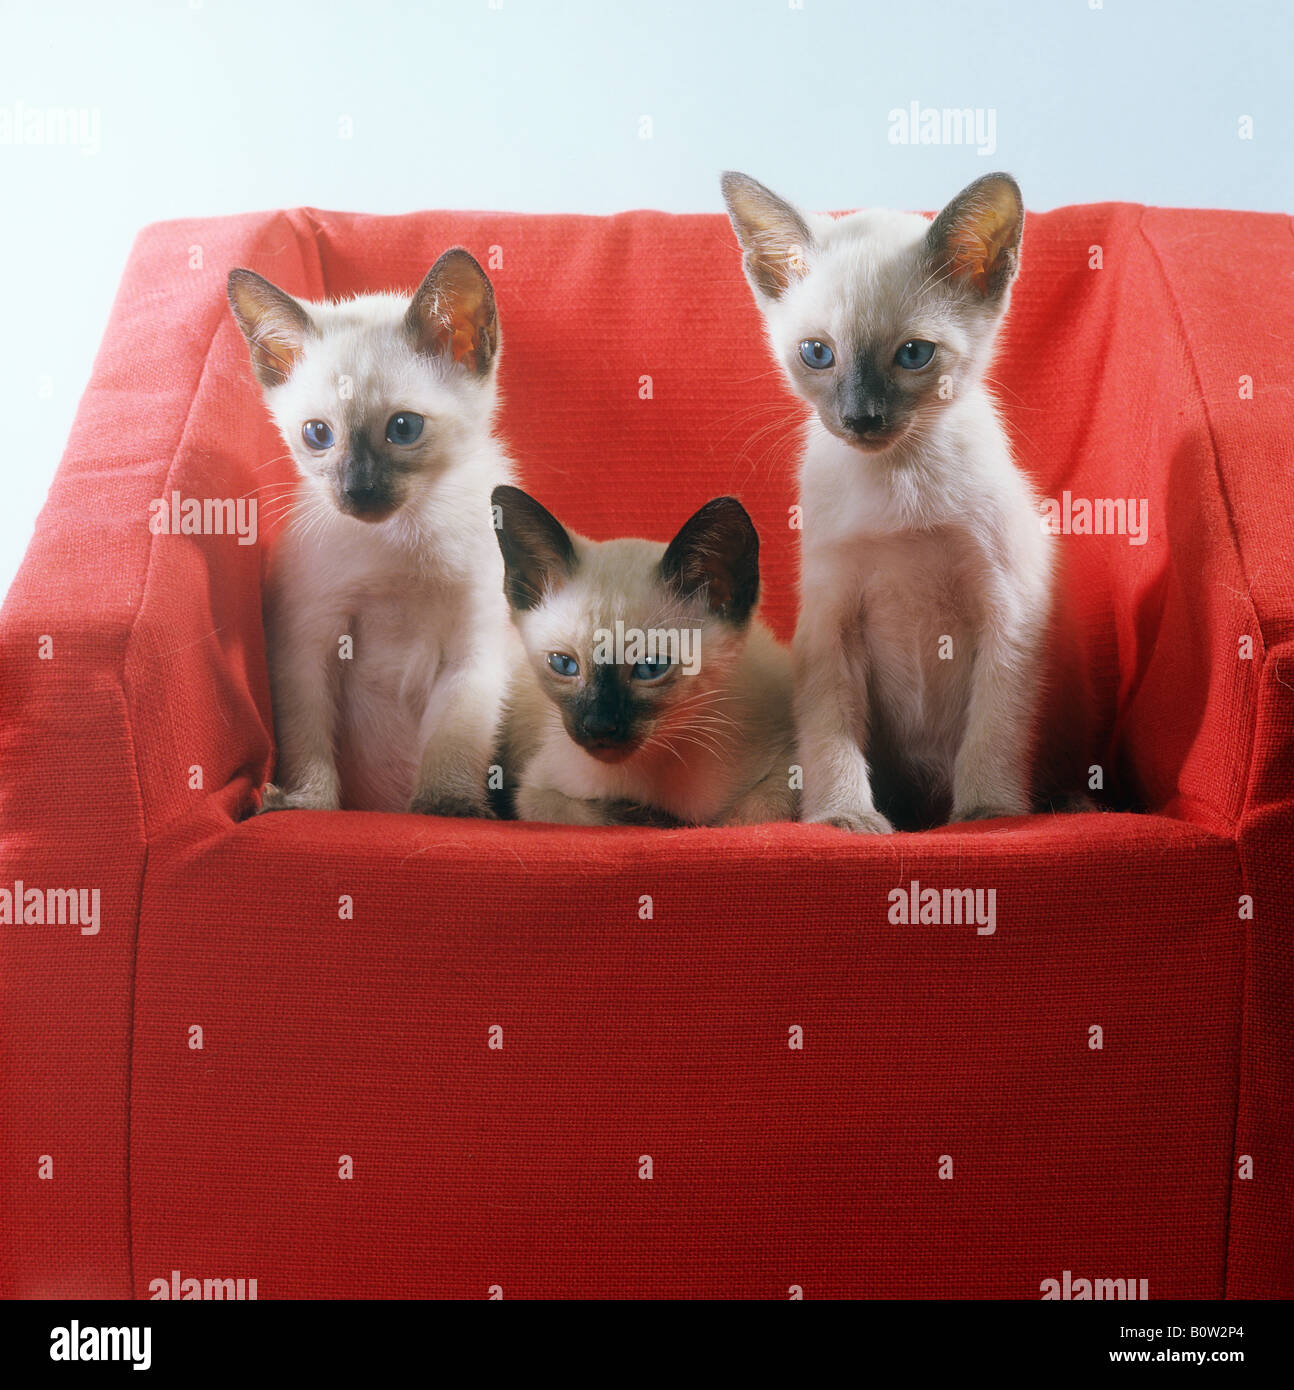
[
  {"left": 260, "top": 605, "right": 343, "bottom": 813},
  {"left": 794, "top": 603, "right": 893, "bottom": 835},
  {"left": 722, "top": 759, "right": 799, "bottom": 826},
  {"left": 409, "top": 658, "right": 505, "bottom": 819},
  {"left": 950, "top": 573, "right": 1046, "bottom": 823},
  {"left": 514, "top": 783, "right": 622, "bottom": 826}
]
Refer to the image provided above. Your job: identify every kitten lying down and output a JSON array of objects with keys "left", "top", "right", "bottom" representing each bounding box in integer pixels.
[{"left": 492, "top": 486, "right": 797, "bottom": 827}]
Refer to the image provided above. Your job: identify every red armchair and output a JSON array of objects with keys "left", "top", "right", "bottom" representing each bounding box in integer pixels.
[{"left": 2, "top": 202, "right": 1291, "bottom": 1298}]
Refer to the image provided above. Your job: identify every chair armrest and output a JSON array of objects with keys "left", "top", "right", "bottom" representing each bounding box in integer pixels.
[
  {"left": 1031, "top": 205, "right": 1293, "bottom": 832},
  {"left": 1134, "top": 208, "right": 1294, "bottom": 822},
  {"left": 1, "top": 210, "right": 334, "bottom": 841},
  {"left": 1140, "top": 207, "right": 1294, "bottom": 1297},
  {"left": 0, "top": 209, "right": 332, "bottom": 1294}
]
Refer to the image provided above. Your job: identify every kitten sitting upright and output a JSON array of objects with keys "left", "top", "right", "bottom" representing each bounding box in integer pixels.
[
  {"left": 227, "top": 248, "right": 517, "bottom": 815},
  {"left": 722, "top": 171, "right": 1053, "bottom": 832},
  {"left": 491, "top": 486, "right": 796, "bottom": 827}
]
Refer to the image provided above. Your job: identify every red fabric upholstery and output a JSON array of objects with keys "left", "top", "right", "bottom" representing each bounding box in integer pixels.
[{"left": 2, "top": 203, "right": 1291, "bottom": 1299}]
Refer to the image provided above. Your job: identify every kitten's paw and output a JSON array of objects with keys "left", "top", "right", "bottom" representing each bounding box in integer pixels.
[
  {"left": 811, "top": 809, "right": 894, "bottom": 836},
  {"left": 255, "top": 782, "right": 336, "bottom": 814},
  {"left": 604, "top": 799, "right": 687, "bottom": 829},
  {"left": 722, "top": 782, "right": 798, "bottom": 826},
  {"left": 409, "top": 791, "right": 497, "bottom": 820},
  {"left": 951, "top": 802, "right": 1025, "bottom": 823},
  {"left": 1044, "top": 791, "right": 1100, "bottom": 815}
]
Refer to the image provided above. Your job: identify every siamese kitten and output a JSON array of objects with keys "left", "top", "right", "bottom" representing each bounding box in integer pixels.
[
  {"left": 491, "top": 486, "right": 796, "bottom": 827},
  {"left": 722, "top": 171, "right": 1052, "bottom": 832},
  {"left": 227, "top": 248, "right": 517, "bottom": 816}
]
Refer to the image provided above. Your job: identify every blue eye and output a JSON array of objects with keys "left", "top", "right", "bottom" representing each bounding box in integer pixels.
[
  {"left": 799, "top": 340, "right": 835, "bottom": 370},
  {"left": 631, "top": 659, "right": 671, "bottom": 681},
  {"left": 548, "top": 652, "right": 579, "bottom": 677},
  {"left": 302, "top": 420, "right": 334, "bottom": 450},
  {"left": 895, "top": 340, "right": 935, "bottom": 370},
  {"left": 386, "top": 412, "right": 424, "bottom": 445}
]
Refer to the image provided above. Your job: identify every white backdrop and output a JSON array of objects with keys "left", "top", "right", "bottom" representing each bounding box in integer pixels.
[{"left": 2, "top": 0, "right": 1290, "bottom": 598}]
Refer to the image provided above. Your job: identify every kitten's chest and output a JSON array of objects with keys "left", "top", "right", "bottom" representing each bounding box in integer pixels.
[
  {"left": 291, "top": 525, "right": 459, "bottom": 679},
  {"left": 854, "top": 528, "right": 980, "bottom": 630},
  {"left": 332, "top": 581, "right": 452, "bottom": 812},
  {"left": 346, "top": 580, "right": 442, "bottom": 647},
  {"left": 341, "top": 577, "right": 452, "bottom": 705},
  {"left": 848, "top": 528, "right": 981, "bottom": 733}
]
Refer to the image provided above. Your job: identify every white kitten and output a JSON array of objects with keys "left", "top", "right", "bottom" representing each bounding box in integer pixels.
[
  {"left": 723, "top": 172, "right": 1053, "bottom": 832},
  {"left": 227, "top": 249, "right": 517, "bottom": 815}
]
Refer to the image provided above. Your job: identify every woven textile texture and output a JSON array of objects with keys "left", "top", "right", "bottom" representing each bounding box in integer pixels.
[{"left": 1, "top": 202, "right": 1290, "bottom": 1298}]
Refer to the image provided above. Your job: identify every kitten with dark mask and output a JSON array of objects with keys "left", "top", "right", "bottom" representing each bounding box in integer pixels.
[
  {"left": 491, "top": 486, "right": 796, "bottom": 827},
  {"left": 227, "top": 248, "right": 518, "bottom": 816},
  {"left": 723, "top": 171, "right": 1054, "bottom": 833}
]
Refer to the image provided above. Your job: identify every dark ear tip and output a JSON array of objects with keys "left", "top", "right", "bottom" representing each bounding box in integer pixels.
[
  {"left": 981, "top": 172, "right": 1023, "bottom": 205},
  {"left": 430, "top": 245, "right": 490, "bottom": 280},
  {"left": 661, "top": 495, "right": 761, "bottom": 622},
  {"left": 720, "top": 170, "right": 763, "bottom": 205},
  {"left": 721, "top": 171, "right": 768, "bottom": 215},
  {"left": 709, "top": 493, "right": 752, "bottom": 518},
  {"left": 226, "top": 267, "right": 294, "bottom": 314},
  {"left": 491, "top": 484, "right": 525, "bottom": 509},
  {"left": 705, "top": 494, "right": 758, "bottom": 538}
]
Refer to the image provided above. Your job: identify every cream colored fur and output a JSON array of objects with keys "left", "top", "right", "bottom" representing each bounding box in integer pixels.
[
  {"left": 234, "top": 272, "right": 517, "bottom": 815},
  {"left": 724, "top": 173, "right": 1053, "bottom": 832},
  {"left": 502, "top": 529, "right": 797, "bottom": 827}
]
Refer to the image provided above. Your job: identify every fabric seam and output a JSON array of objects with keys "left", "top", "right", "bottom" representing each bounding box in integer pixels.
[
  {"left": 1136, "top": 207, "right": 1264, "bottom": 1300},
  {"left": 118, "top": 263, "right": 230, "bottom": 1300}
]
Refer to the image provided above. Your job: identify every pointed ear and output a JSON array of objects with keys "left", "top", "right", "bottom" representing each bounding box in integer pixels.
[
  {"left": 721, "top": 171, "right": 815, "bottom": 300},
  {"left": 925, "top": 173, "right": 1023, "bottom": 299},
  {"left": 491, "top": 486, "right": 576, "bottom": 612},
  {"left": 406, "top": 247, "right": 499, "bottom": 375},
  {"left": 660, "top": 496, "right": 760, "bottom": 625},
  {"left": 227, "top": 269, "right": 313, "bottom": 388}
]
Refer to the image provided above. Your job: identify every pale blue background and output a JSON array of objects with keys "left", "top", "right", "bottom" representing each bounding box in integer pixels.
[{"left": 2, "top": 0, "right": 1290, "bottom": 598}]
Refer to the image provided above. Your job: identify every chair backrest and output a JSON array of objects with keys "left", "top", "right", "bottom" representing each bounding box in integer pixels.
[{"left": 28, "top": 200, "right": 1277, "bottom": 833}]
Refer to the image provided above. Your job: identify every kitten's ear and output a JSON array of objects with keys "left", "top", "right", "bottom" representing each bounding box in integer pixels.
[
  {"left": 491, "top": 485, "right": 577, "bottom": 611},
  {"left": 721, "top": 171, "right": 815, "bottom": 300},
  {"left": 227, "top": 269, "right": 313, "bottom": 388},
  {"left": 406, "top": 247, "right": 499, "bottom": 375},
  {"left": 925, "top": 173, "right": 1023, "bottom": 299},
  {"left": 660, "top": 496, "right": 760, "bottom": 625}
]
